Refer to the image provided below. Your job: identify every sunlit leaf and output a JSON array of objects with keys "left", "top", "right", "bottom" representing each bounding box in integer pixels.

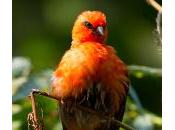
[
  {"left": 12, "top": 57, "right": 32, "bottom": 78},
  {"left": 133, "top": 114, "right": 154, "bottom": 130},
  {"left": 128, "top": 65, "right": 161, "bottom": 78},
  {"left": 13, "top": 120, "right": 22, "bottom": 130}
]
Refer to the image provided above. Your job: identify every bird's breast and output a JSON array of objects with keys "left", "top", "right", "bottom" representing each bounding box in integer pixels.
[{"left": 51, "top": 42, "right": 128, "bottom": 130}]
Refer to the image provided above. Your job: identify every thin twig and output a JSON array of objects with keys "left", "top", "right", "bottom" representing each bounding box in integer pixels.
[
  {"left": 28, "top": 89, "right": 136, "bottom": 130},
  {"left": 30, "top": 91, "right": 39, "bottom": 130},
  {"left": 31, "top": 92, "right": 38, "bottom": 124},
  {"left": 28, "top": 90, "right": 45, "bottom": 130},
  {"left": 146, "top": 0, "right": 162, "bottom": 12}
]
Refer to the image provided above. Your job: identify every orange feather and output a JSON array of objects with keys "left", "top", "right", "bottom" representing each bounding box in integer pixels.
[{"left": 50, "top": 11, "right": 129, "bottom": 130}]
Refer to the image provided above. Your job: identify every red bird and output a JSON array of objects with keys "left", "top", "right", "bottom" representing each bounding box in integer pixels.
[{"left": 50, "top": 11, "right": 129, "bottom": 130}]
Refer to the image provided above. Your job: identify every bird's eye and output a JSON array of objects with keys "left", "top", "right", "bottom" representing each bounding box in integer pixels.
[{"left": 83, "top": 21, "right": 94, "bottom": 29}]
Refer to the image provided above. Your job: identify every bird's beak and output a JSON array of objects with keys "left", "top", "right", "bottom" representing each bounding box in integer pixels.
[{"left": 96, "top": 26, "right": 104, "bottom": 36}]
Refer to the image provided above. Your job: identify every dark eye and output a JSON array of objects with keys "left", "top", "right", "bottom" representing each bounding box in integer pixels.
[{"left": 83, "top": 21, "right": 94, "bottom": 29}]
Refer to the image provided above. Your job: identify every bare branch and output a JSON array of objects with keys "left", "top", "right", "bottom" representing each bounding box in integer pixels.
[
  {"left": 31, "top": 91, "right": 39, "bottom": 128},
  {"left": 28, "top": 90, "right": 45, "bottom": 130},
  {"left": 28, "top": 89, "right": 136, "bottom": 130},
  {"left": 146, "top": 0, "right": 162, "bottom": 12}
]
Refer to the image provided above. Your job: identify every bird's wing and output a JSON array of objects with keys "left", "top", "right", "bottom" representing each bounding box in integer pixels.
[{"left": 50, "top": 46, "right": 96, "bottom": 98}]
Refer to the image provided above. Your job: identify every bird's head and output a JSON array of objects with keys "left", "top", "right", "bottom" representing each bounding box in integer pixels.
[{"left": 72, "top": 11, "right": 107, "bottom": 43}]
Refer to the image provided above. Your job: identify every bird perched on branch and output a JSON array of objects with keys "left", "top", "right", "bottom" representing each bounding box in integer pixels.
[{"left": 50, "top": 11, "right": 129, "bottom": 130}]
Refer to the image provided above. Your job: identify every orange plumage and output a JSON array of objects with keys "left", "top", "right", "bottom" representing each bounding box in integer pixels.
[{"left": 50, "top": 11, "right": 129, "bottom": 130}]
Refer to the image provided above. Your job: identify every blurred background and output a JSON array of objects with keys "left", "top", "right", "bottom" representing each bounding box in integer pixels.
[{"left": 12, "top": 0, "right": 162, "bottom": 130}]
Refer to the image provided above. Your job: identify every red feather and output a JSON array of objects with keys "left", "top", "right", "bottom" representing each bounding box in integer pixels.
[{"left": 50, "top": 11, "right": 129, "bottom": 130}]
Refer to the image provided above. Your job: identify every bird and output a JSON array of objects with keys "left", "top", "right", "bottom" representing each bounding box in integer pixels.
[{"left": 50, "top": 10, "right": 129, "bottom": 130}]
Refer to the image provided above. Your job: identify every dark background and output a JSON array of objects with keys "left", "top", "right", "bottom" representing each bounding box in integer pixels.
[{"left": 13, "top": 0, "right": 161, "bottom": 71}]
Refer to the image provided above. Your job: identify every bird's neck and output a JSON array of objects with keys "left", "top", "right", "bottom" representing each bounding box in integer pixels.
[{"left": 71, "top": 40, "right": 106, "bottom": 47}]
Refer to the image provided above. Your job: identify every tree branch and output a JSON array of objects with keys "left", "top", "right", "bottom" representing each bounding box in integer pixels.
[
  {"left": 28, "top": 89, "right": 136, "bottom": 130},
  {"left": 146, "top": 0, "right": 162, "bottom": 12}
]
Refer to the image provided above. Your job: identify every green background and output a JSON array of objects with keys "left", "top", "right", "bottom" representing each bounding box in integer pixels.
[{"left": 13, "top": 0, "right": 161, "bottom": 70}]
